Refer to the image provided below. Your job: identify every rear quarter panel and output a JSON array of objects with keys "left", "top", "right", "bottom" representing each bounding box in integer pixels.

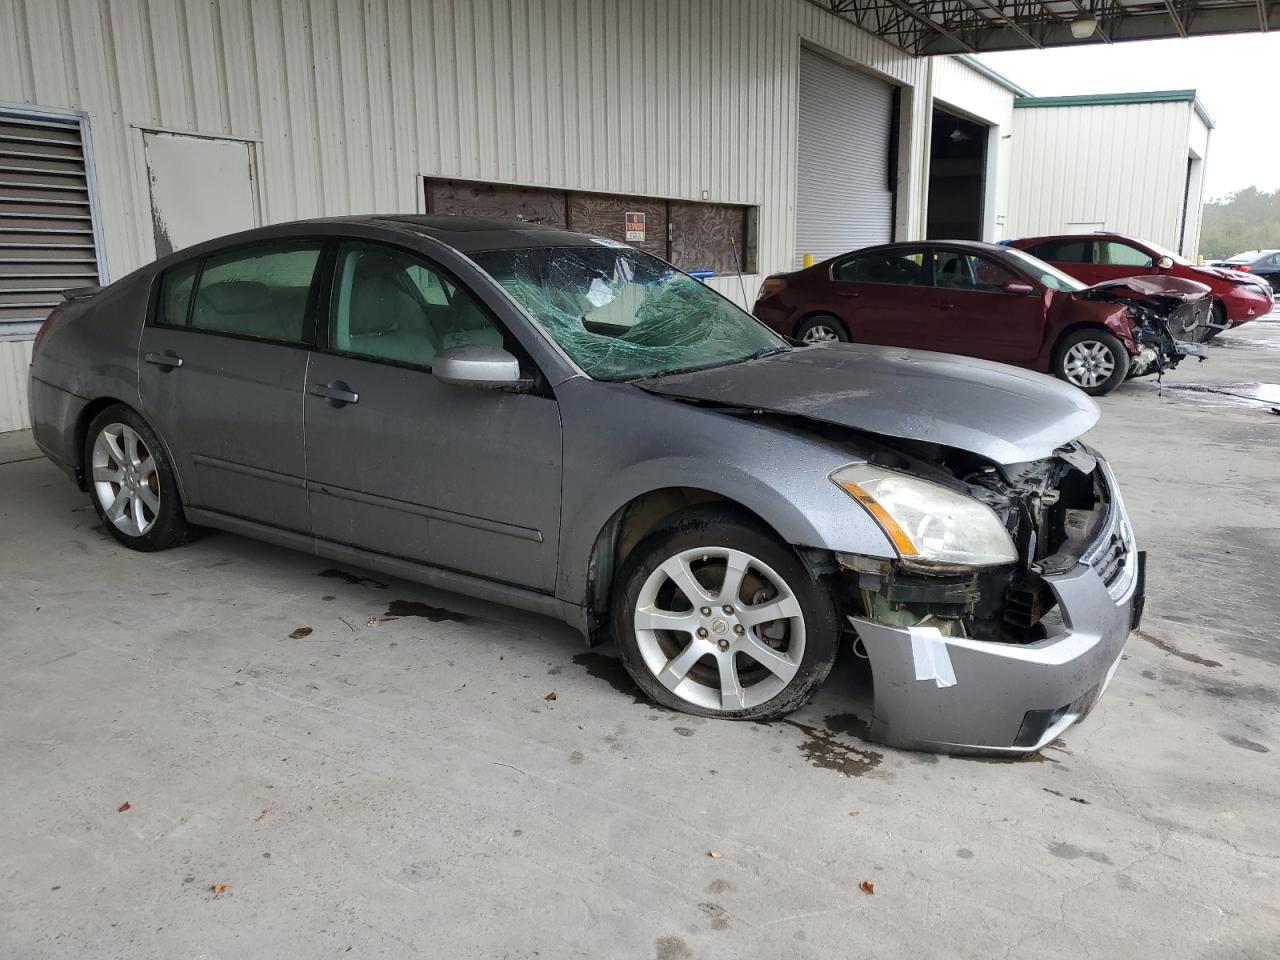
[{"left": 29, "top": 271, "right": 153, "bottom": 473}]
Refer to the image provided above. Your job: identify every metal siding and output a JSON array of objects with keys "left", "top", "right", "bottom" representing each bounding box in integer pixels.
[
  {"left": 0, "top": 337, "right": 33, "bottom": 432},
  {"left": 0, "top": 0, "right": 930, "bottom": 429},
  {"left": 1007, "top": 101, "right": 1189, "bottom": 250}
]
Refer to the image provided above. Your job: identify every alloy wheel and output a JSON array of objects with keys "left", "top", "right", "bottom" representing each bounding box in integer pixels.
[
  {"left": 801, "top": 324, "right": 840, "bottom": 344},
  {"left": 632, "top": 546, "right": 806, "bottom": 711},
  {"left": 91, "top": 422, "right": 160, "bottom": 536},
  {"left": 1063, "top": 340, "right": 1116, "bottom": 388}
]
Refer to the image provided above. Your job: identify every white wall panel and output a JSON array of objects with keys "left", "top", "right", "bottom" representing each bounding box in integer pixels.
[
  {"left": 0, "top": 339, "right": 34, "bottom": 433},
  {"left": 1007, "top": 101, "right": 1192, "bottom": 251},
  {"left": 0, "top": 0, "right": 930, "bottom": 429}
]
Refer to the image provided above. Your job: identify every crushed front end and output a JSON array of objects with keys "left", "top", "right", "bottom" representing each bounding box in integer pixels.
[
  {"left": 1077, "top": 276, "right": 1212, "bottom": 379},
  {"left": 837, "top": 442, "right": 1145, "bottom": 756}
]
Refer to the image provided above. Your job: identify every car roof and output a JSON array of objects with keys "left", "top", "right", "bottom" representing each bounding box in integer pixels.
[
  {"left": 844, "top": 239, "right": 1023, "bottom": 257},
  {"left": 369, "top": 214, "right": 602, "bottom": 252}
]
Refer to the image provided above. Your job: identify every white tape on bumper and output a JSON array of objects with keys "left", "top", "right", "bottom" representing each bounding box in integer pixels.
[{"left": 909, "top": 628, "right": 958, "bottom": 688}]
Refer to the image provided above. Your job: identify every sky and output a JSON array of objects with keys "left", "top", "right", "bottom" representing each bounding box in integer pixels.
[{"left": 976, "top": 32, "right": 1280, "bottom": 201}]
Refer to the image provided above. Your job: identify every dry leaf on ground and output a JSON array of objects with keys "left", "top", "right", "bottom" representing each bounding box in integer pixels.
[
  {"left": 117, "top": 801, "right": 130, "bottom": 813},
  {"left": 211, "top": 883, "right": 227, "bottom": 895},
  {"left": 289, "top": 627, "right": 312, "bottom": 639},
  {"left": 859, "top": 880, "right": 875, "bottom": 895},
  {"left": 544, "top": 691, "right": 557, "bottom": 701},
  {"left": 708, "top": 850, "right": 722, "bottom": 859}
]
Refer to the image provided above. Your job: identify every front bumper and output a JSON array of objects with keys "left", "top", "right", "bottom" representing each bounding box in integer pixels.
[
  {"left": 850, "top": 468, "right": 1144, "bottom": 756},
  {"left": 1221, "top": 285, "right": 1272, "bottom": 325}
]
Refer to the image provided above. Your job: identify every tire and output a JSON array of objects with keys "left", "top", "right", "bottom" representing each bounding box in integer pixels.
[
  {"left": 84, "top": 404, "right": 192, "bottom": 551},
  {"left": 611, "top": 505, "right": 840, "bottom": 720},
  {"left": 795, "top": 314, "right": 849, "bottom": 345},
  {"left": 1053, "top": 329, "right": 1129, "bottom": 396}
]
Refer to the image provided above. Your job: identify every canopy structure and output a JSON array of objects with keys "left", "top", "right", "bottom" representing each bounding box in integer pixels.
[{"left": 815, "top": 0, "right": 1278, "bottom": 54}]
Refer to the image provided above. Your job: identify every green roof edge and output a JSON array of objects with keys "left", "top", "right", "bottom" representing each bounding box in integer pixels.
[{"left": 1014, "top": 89, "right": 1214, "bottom": 128}]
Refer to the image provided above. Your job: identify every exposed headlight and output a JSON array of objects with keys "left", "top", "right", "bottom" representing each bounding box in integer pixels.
[{"left": 831, "top": 463, "right": 1018, "bottom": 568}]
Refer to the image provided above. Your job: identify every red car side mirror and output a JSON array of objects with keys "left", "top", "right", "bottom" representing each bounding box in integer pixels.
[{"left": 1002, "top": 281, "right": 1036, "bottom": 295}]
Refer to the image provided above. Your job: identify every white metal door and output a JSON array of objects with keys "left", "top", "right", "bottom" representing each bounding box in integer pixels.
[
  {"left": 143, "top": 132, "right": 257, "bottom": 257},
  {"left": 795, "top": 49, "right": 895, "bottom": 269}
]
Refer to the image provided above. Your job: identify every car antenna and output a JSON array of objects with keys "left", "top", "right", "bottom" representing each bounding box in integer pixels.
[{"left": 729, "top": 235, "right": 749, "bottom": 308}]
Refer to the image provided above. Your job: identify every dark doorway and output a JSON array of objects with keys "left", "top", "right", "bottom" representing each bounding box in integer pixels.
[{"left": 926, "top": 107, "right": 988, "bottom": 241}]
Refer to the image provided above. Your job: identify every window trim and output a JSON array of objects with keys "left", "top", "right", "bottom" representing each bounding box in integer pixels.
[
  {"left": 316, "top": 236, "right": 529, "bottom": 376},
  {"left": 830, "top": 247, "right": 934, "bottom": 288},
  {"left": 147, "top": 237, "right": 327, "bottom": 349}
]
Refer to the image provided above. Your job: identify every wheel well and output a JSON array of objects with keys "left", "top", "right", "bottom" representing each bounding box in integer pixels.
[
  {"left": 797, "top": 311, "right": 847, "bottom": 332},
  {"left": 1050, "top": 323, "right": 1124, "bottom": 364},
  {"left": 583, "top": 488, "right": 785, "bottom": 621},
  {"left": 73, "top": 397, "right": 133, "bottom": 489}
]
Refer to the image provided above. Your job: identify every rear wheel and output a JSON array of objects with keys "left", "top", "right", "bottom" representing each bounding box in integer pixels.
[
  {"left": 795, "top": 314, "right": 849, "bottom": 345},
  {"left": 612, "top": 506, "right": 839, "bottom": 720},
  {"left": 1053, "top": 329, "right": 1128, "bottom": 396},
  {"left": 1202, "top": 302, "right": 1227, "bottom": 341},
  {"left": 85, "top": 404, "right": 192, "bottom": 551}
]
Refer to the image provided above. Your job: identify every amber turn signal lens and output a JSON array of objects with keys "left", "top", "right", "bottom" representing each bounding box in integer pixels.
[
  {"left": 756, "top": 277, "right": 786, "bottom": 300},
  {"left": 836, "top": 481, "right": 919, "bottom": 557}
]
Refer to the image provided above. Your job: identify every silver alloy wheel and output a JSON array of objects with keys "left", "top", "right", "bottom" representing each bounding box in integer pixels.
[
  {"left": 633, "top": 546, "right": 806, "bottom": 711},
  {"left": 91, "top": 422, "right": 160, "bottom": 536},
  {"left": 801, "top": 323, "right": 840, "bottom": 344},
  {"left": 1063, "top": 340, "right": 1116, "bottom": 388}
]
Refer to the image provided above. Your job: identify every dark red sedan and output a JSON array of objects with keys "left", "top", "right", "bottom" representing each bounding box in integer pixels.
[
  {"left": 752, "top": 241, "right": 1211, "bottom": 395},
  {"left": 1006, "top": 232, "right": 1273, "bottom": 334}
]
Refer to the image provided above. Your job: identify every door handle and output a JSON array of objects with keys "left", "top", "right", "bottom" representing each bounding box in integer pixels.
[
  {"left": 836, "top": 289, "right": 860, "bottom": 298},
  {"left": 311, "top": 381, "right": 359, "bottom": 407},
  {"left": 940, "top": 302, "right": 956, "bottom": 310},
  {"left": 144, "top": 350, "right": 183, "bottom": 369}
]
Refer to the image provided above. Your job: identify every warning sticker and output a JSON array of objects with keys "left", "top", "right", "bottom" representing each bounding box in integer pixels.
[{"left": 625, "top": 211, "right": 646, "bottom": 242}]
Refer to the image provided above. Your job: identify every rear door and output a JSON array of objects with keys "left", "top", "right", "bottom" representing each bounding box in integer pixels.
[
  {"left": 303, "top": 239, "right": 562, "bottom": 592},
  {"left": 931, "top": 248, "right": 1045, "bottom": 364},
  {"left": 1025, "top": 237, "right": 1097, "bottom": 285},
  {"left": 829, "top": 247, "right": 936, "bottom": 348},
  {"left": 137, "top": 241, "right": 322, "bottom": 532}
]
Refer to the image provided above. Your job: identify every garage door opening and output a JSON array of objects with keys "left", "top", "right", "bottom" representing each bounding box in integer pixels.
[
  {"left": 926, "top": 107, "right": 988, "bottom": 241},
  {"left": 794, "top": 48, "right": 896, "bottom": 269}
]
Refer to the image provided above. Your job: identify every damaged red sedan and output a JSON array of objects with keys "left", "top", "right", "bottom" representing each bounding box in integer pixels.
[{"left": 753, "top": 241, "right": 1211, "bottom": 395}]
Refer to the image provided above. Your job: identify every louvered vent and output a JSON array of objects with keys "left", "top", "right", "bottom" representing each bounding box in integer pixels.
[{"left": 0, "top": 112, "right": 103, "bottom": 337}]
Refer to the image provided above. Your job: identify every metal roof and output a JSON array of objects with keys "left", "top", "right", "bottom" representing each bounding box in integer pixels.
[
  {"left": 813, "top": 0, "right": 1279, "bottom": 55},
  {"left": 1012, "top": 89, "right": 1216, "bottom": 126}
]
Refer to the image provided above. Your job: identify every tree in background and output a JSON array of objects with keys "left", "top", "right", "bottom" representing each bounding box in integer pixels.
[{"left": 1199, "top": 187, "right": 1280, "bottom": 259}]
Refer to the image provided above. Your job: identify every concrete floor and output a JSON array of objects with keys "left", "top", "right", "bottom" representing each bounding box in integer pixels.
[{"left": 2, "top": 319, "right": 1278, "bottom": 959}]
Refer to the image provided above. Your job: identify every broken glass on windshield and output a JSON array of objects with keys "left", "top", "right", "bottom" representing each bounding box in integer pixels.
[{"left": 471, "top": 245, "right": 786, "bottom": 381}]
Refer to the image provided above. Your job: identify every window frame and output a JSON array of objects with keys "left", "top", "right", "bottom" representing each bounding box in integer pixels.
[
  {"left": 931, "top": 247, "right": 1032, "bottom": 296},
  {"left": 1031, "top": 238, "right": 1093, "bottom": 265},
  {"left": 147, "top": 236, "right": 327, "bottom": 349},
  {"left": 1096, "top": 239, "right": 1154, "bottom": 269},
  {"left": 830, "top": 247, "right": 934, "bottom": 288},
  {"left": 315, "top": 237, "right": 523, "bottom": 375}
]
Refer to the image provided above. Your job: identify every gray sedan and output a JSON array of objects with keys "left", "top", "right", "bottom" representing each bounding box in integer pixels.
[{"left": 28, "top": 216, "right": 1144, "bottom": 755}]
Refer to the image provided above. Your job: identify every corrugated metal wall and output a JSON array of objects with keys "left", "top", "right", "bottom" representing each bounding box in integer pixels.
[
  {"left": 1006, "top": 101, "right": 1192, "bottom": 250},
  {"left": 0, "top": 0, "right": 930, "bottom": 430},
  {"left": 0, "top": 337, "right": 33, "bottom": 431}
]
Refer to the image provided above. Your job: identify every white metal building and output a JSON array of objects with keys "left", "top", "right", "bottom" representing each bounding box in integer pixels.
[
  {"left": 0, "top": 0, "right": 1216, "bottom": 432},
  {"left": 1005, "top": 91, "right": 1213, "bottom": 256}
]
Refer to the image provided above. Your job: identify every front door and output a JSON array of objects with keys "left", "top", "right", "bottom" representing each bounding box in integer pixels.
[
  {"left": 137, "top": 240, "right": 322, "bottom": 532},
  {"left": 1086, "top": 239, "right": 1158, "bottom": 285},
  {"left": 303, "top": 240, "right": 563, "bottom": 592},
  {"left": 930, "top": 249, "right": 1045, "bottom": 364}
]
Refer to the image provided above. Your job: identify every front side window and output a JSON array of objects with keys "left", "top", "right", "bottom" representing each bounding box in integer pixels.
[
  {"left": 189, "top": 243, "right": 322, "bottom": 342},
  {"left": 934, "top": 251, "right": 1020, "bottom": 293},
  {"left": 330, "top": 242, "right": 503, "bottom": 366},
  {"left": 1031, "top": 239, "right": 1089, "bottom": 263},
  {"left": 472, "top": 245, "right": 786, "bottom": 381},
  {"left": 833, "top": 249, "right": 930, "bottom": 286},
  {"left": 1097, "top": 241, "right": 1153, "bottom": 268}
]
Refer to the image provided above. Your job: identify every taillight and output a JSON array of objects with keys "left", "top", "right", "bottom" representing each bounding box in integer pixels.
[
  {"left": 756, "top": 277, "right": 786, "bottom": 301},
  {"left": 1235, "top": 265, "right": 1251, "bottom": 272},
  {"left": 33, "top": 303, "right": 65, "bottom": 354}
]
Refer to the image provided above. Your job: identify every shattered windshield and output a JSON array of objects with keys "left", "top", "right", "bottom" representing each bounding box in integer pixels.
[{"left": 471, "top": 245, "right": 788, "bottom": 381}]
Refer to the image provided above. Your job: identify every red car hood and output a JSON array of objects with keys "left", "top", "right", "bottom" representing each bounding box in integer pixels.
[{"left": 1075, "top": 275, "right": 1211, "bottom": 304}]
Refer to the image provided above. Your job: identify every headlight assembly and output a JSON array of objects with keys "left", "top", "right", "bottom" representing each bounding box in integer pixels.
[{"left": 831, "top": 463, "right": 1018, "bottom": 568}]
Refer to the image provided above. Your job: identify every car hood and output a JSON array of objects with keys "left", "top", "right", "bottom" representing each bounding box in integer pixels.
[
  {"left": 1075, "top": 275, "right": 1210, "bottom": 304},
  {"left": 639, "top": 343, "right": 1099, "bottom": 465}
]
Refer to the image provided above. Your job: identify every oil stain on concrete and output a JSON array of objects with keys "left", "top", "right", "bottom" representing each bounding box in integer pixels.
[
  {"left": 383, "top": 599, "right": 473, "bottom": 624},
  {"left": 571, "top": 652, "right": 651, "bottom": 705},
  {"left": 778, "top": 714, "right": 882, "bottom": 777}
]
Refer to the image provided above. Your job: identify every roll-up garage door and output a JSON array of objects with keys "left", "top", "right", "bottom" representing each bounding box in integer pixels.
[
  {"left": 0, "top": 110, "right": 104, "bottom": 338},
  {"left": 795, "top": 49, "right": 895, "bottom": 269}
]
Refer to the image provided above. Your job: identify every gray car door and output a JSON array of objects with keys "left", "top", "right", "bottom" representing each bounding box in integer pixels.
[
  {"left": 303, "top": 239, "right": 562, "bottom": 592},
  {"left": 137, "top": 241, "right": 323, "bottom": 533}
]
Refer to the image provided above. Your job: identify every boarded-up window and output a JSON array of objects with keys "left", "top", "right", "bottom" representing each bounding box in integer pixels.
[
  {"left": 0, "top": 109, "right": 103, "bottom": 338},
  {"left": 424, "top": 178, "right": 754, "bottom": 276}
]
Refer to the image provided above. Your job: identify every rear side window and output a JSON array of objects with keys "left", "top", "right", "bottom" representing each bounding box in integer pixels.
[
  {"left": 833, "top": 249, "right": 930, "bottom": 286},
  {"left": 188, "top": 243, "right": 322, "bottom": 342},
  {"left": 159, "top": 260, "right": 199, "bottom": 327},
  {"left": 1031, "top": 239, "right": 1090, "bottom": 263}
]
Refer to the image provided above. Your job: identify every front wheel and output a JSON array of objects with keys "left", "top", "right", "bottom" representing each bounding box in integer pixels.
[
  {"left": 85, "top": 404, "right": 192, "bottom": 551},
  {"left": 1202, "top": 302, "right": 1227, "bottom": 341},
  {"left": 612, "top": 507, "right": 839, "bottom": 720},
  {"left": 1053, "top": 329, "right": 1128, "bottom": 396}
]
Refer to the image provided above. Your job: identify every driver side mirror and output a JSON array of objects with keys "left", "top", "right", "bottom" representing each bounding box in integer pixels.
[
  {"left": 1001, "top": 280, "right": 1036, "bottom": 295},
  {"left": 1156, "top": 256, "right": 1175, "bottom": 270},
  {"left": 433, "top": 345, "right": 526, "bottom": 389}
]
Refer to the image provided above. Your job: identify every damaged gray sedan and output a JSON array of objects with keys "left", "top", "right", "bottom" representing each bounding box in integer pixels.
[{"left": 29, "top": 216, "right": 1144, "bottom": 755}]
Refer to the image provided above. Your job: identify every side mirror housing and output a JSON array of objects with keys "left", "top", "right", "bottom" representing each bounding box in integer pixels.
[
  {"left": 1002, "top": 280, "right": 1036, "bottom": 295},
  {"left": 433, "top": 345, "right": 524, "bottom": 389},
  {"left": 1156, "top": 255, "right": 1175, "bottom": 270}
]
